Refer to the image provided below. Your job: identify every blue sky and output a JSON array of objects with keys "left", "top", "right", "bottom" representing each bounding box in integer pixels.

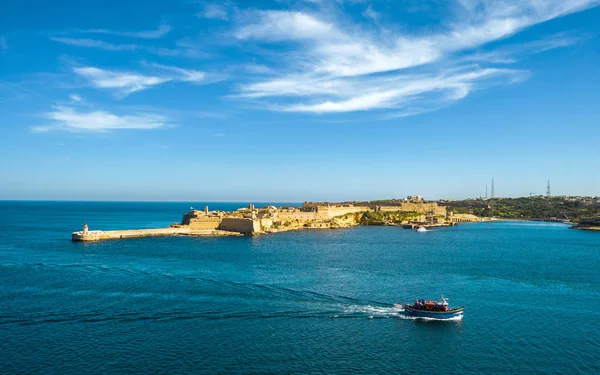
[{"left": 1, "top": 0, "right": 599, "bottom": 201}]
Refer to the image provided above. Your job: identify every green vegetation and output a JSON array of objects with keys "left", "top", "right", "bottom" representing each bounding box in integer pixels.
[
  {"left": 445, "top": 197, "right": 600, "bottom": 221},
  {"left": 360, "top": 211, "right": 421, "bottom": 224}
]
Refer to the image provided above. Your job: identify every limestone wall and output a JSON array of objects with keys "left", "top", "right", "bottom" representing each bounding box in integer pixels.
[
  {"left": 448, "top": 213, "right": 481, "bottom": 222},
  {"left": 277, "top": 211, "right": 322, "bottom": 222},
  {"left": 314, "top": 206, "right": 370, "bottom": 220},
  {"left": 378, "top": 206, "right": 405, "bottom": 212},
  {"left": 379, "top": 203, "right": 446, "bottom": 216},
  {"left": 323, "top": 206, "right": 370, "bottom": 219},
  {"left": 259, "top": 218, "right": 273, "bottom": 231},
  {"left": 219, "top": 218, "right": 261, "bottom": 235},
  {"left": 188, "top": 219, "right": 220, "bottom": 230},
  {"left": 181, "top": 209, "right": 222, "bottom": 230}
]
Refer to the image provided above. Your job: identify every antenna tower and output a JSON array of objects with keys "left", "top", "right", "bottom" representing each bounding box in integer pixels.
[
  {"left": 491, "top": 178, "right": 495, "bottom": 199},
  {"left": 546, "top": 180, "right": 551, "bottom": 198},
  {"left": 485, "top": 185, "right": 488, "bottom": 199}
]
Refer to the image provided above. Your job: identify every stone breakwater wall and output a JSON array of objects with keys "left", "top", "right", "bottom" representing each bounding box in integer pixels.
[{"left": 72, "top": 227, "right": 241, "bottom": 242}]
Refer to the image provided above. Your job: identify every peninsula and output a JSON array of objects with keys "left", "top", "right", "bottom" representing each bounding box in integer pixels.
[
  {"left": 71, "top": 196, "right": 481, "bottom": 242},
  {"left": 72, "top": 194, "right": 600, "bottom": 241}
]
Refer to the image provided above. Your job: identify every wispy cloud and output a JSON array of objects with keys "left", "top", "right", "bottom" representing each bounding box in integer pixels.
[
  {"left": 33, "top": 106, "right": 173, "bottom": 132},
  {"left": 464, "top": 32, "right": 583, "bottom": 64},
  {"left": 230, "top": 0, "right": 600, "bottom": 114},
  {"left": 362, "top": 5, "right": 380, "bottom": 22},
  {"left": 69, "top": 94, "right": 84, "bottom": 103},
  {"left": 198, "top": 3, "right": 229, "bottom": 20},
  {"left": 50, "top": 37, "right": 137, "bottom": 51},
  {"left": 73, "top": 65, "right": 218, "bottom": 96},
  {"left": 77, "top": 24, "right": 172, "bottom": 39},
  {"left": 74, "top": 67, "right": 171, "bottom": 96},
  {"left": 150, "top": 63, "right": 206, "bottom": 83}
]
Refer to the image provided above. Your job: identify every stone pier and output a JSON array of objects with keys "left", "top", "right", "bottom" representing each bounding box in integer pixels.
[{"left": 72, "top": 227, "right": 241, "bottom": 242}]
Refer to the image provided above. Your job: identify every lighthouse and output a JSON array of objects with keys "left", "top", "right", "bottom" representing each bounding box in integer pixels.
[{"left": 83, "top": 223, "right": 89, "bottom": 235}]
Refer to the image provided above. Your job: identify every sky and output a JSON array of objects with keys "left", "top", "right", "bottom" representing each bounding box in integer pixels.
[{"left": 1, "top": 0, "right": 599, "bottom": 202}]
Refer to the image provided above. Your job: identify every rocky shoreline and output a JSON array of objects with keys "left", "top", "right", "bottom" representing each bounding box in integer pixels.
[{"left": 573, "top": 217, "right": 600, "bottom": 231}]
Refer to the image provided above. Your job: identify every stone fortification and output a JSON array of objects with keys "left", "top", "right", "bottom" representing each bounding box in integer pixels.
[
  {"left": 218, "top": 218, "right": 261, "bottom": 235},
  {"left": 181, "top": 209, "right": 222, "bottom": 230},
  {"left": 378, "top": 202, "right": 446, "bottom": 216},
  {"left": 448, "top": 213, "right": 481, "bottom": 222},
  {"left": 320, "top": 206, "right": 370, "bottom": 219},
  {"left": 72, "top": 198, "right": 478, "bottom": 242},
  {"left": 276, "top": 210, "right": 322, "bottom": 222}
]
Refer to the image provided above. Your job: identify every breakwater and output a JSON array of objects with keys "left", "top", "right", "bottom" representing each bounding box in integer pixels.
[{"left": 72, "top": 227, "right": 241, "bottom": 242}]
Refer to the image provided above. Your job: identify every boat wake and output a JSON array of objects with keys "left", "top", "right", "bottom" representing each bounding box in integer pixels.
[
  {"left": 2, "top": 263, "right": 463, "bottom": 324},
  {"left": 338, "top": 305, "right": 463, "bottom": 321}
]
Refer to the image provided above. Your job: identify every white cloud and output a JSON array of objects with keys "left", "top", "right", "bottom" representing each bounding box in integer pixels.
[
  {"left": 73, "top": 67, "right": 171, "bottom": 96},
  {"left": 263, "top": 67, "right": 527, "bottom": 113},
  {"left": 79, "top": 24, "right": 172, "bottom": 39},
  {"left": 150, "top": 63, "right": 206, "bottom": 83},
  {"left": 362, "top": 5, "right": 380, "bottom": 22},
  {"left": 463, "top": 32, "right": 581, "bottom": 64},
  {"left": 69, "top": 94, "right": 84, "bottom": 103},
  {"left": 235, "top": 11, "right": 337, "bottom": 41},
  {"left": 231, "top": 1, "right": 600, "bottom": 114},
  {"left": 50, "top": 37, "right": 137, "bottom": 51},
  {"left": 212, "top": 133, "right": 225, "bottom": 137},
  {"left": 198, "top": 4, "right": 229, "bottom": 20},
  {"left": 33, "top": 106, "right": 173, "bottom": 132},
  {"left": 72, "top": 65, "right": 221, "bottom": 96}
]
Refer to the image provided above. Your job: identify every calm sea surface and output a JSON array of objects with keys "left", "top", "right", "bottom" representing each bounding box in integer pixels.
[{"left": 1, "top": 201, "right": 599, "bottom": 374}]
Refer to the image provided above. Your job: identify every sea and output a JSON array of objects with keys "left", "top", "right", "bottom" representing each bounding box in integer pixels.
[{"left": 1, "top": 201, "right": 599, "bottom": 374}]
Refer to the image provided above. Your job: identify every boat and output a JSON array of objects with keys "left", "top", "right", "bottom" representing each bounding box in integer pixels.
[
  {"left": 399, "top": 296, "right": 464, "bottom": 319},
  {"left": 416, "top": 225, "right": 427, "bottom": 232}
]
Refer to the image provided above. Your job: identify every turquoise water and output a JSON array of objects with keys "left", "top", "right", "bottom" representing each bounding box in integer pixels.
[{"left": 1, "top": 201, "right": 599, "bottom": 374}]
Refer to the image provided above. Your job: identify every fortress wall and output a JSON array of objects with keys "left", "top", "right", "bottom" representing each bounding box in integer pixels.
[
  {"left": 317, "top": 206, "right": 370, "bottom": 219},
  {"left": 219, "top": 218, "right": 261, "bottom": 235},
  {"left": 379, "top": 206, "right": 405, "bottom": 212},
  {"left": 277, "top": 212, "right": 321, "bottom": 222},
  {"left": 188, "top": 218, "right": 221, "bottom": 230},
  {"left": 398, "top": 202, "right": 447, "bottom": 216},
  {"left": 377, "top": 203, "right": 446, "bottom": 216},
  {"left": 449, "top": 213, "right": 480, "bottom": 222},
  {"left": 260, "top": 218, "right": 273, "bottom": 231},
  {"left": 181, "top": 210, "right": 201, "bottom": 225}
]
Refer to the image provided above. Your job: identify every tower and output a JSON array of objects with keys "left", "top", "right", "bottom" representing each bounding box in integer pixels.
[
  {"left": 491, "top": 178, "right": 495, "bottom": 199},
  {"left": 485, "top": 185, "right": 488, "bottom": 199},
  {"left": 546, "top": 180, "right": 551, "bottom": 198}
]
